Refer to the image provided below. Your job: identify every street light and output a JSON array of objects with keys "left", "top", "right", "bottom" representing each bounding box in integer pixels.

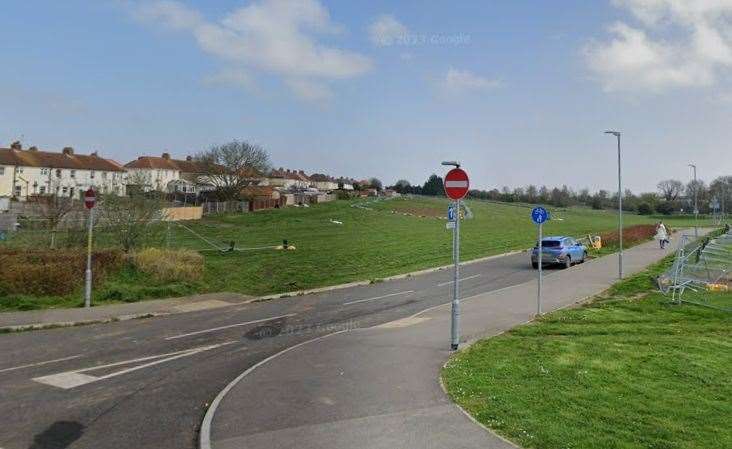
[
  {"left": 605, "top": 130, "right": 623, "bottom": 279},
  {"left": 689, "top": 164, "right": 698, "bottom": 238}
]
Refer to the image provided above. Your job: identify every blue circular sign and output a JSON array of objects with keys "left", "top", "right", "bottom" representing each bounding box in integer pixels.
[{"left": 531, "top": 207, "right": 549, "bottom": 224}]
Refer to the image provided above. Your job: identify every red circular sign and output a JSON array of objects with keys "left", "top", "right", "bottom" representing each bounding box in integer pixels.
[
  {"left": 444, "top": 168, "right": 469, "bottom": 200},
  {"left": 84, "top": 188, "right": 96, "bottom": 209}
]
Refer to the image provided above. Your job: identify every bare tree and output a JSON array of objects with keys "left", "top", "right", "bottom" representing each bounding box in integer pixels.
[
  {"left": 101, "top": 193, "right": 163, "bottom": 252},
  {"left": 195, "top": 140, "right": 271, "bottom": 201},
  {"left": 657, "top": 179, "right": 684, "bottom": 201},
  {"left": 32, "top": 189, "right": 76, "bottom": 249}
]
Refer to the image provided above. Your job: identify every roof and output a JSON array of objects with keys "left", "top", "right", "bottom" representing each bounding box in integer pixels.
[
  {"left": 0, "top": 146, "right": 125, "bottom": 172},
  {"left": 125, "top": 154, "right": 209, "bottom": 173},
  {"left": 270, "top": 168, "right": 311, "bottom": 181}
]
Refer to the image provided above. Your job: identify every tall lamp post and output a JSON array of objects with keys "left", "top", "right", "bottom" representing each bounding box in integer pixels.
[
  {"left": 605, "top": 130, "right": 623, "bottom": 279},
  {"left": 442, "top": 160, "right": 461, "bottom": 351},
  {"left": 688, "top": 164, "right": 698, "bottom": 238}
]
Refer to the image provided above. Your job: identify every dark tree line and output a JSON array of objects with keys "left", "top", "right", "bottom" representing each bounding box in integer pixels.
[{"left": 390, "top": 175, "right": 732, "bottom": 215}]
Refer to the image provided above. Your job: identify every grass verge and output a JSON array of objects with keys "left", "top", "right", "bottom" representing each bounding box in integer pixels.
[{"left": 442, "top": 257, "right": 731, "bottom": 449}]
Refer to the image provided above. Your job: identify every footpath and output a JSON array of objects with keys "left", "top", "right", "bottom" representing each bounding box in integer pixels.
[{"left": 204, "top": 231, "right": 706, "bottom": 449}]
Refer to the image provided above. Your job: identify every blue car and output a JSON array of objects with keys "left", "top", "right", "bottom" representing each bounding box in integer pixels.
[{"left": 531, "top": 236, "right": 587, "bottom": 269}]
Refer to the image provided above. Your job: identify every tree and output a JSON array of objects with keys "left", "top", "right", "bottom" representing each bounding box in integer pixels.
[
  {"left": 422, "top": 174, "right": 444, "bottom": 196},
  {"left": 709, "top": 176, "right": 732, "bottom": 213},
  {"left": 657, "top": 179, "right": 684, "bottom": 201},
  {"left": 393, "top": 179, "right": 411, "bottom": 194},
  {"left": 195, "top": 140, "right": 271, "bottom": 201},
  {"left": 369, "top": 177, "right": 383, "bottom": 192},
  {"left": 33, "top": 189, "right": 75, "bottom": 249},
  {"left": 637, "top": 203, "right": 653, "bottom": 215},
  {"left": 102, "top": 193, "right": 163, "bottom": 252}
]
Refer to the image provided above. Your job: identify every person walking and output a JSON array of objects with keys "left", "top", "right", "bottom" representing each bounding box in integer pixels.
[{"left": 655, "top": 221, "right": 669, "bottom": 249}]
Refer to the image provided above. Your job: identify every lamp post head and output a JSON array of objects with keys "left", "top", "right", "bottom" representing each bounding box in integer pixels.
[
  {"left": 441, "top": 161, "right": 460, "bottom": 168},
  {"left": 604, "top": 130, "right": 620, "bottom": 137}
]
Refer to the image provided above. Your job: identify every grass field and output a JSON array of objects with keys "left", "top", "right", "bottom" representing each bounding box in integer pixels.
[
  {"left": 0, "top": 196, "right": 721, "bottom": 310},
  {"left": 442, "top": 258, "right": 731, "bottom": 449}
]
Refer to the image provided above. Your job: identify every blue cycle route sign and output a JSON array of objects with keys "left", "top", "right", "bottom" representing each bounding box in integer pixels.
[
  {"left": 447, "top": 204, "right": 456, "bottom": 222},
  {"left": 531, "top": 206, "right": 549, "bottom": 225}
]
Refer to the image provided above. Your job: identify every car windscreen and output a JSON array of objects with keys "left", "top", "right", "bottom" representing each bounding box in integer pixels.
[{"left": 538, "top": 240, "right": 562, "bottom": 248}]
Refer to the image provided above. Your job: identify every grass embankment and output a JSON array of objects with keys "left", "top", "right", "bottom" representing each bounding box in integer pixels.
[
  {"left": 0, "top": 196, "right": 690, "bottom": 310},
  {"left": 442, "top": 258, "right": 731, "bottom": 449}
]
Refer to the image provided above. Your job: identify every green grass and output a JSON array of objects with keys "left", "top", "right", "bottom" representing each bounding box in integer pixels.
[
  {"left": 442, "top": 258, "right": 731, "bottom": 449},
  {"left": 0, "top": 196, "right": 712, "bottom": 310}
]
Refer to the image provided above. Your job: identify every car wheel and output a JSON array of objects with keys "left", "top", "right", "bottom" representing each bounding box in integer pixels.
[
  {"left": 582, "top": 251, "right": 588, "bottom": 263},
  {"left": 563, "top": 256, "right": 572, "bottom": 269},
  {"left": 532, "top": 262, "right": 538, "bottom": 269}
]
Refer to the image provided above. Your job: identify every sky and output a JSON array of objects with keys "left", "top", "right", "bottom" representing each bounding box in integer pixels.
[{"left": 1, "top": 0, "right": 731, "bottom": 193}]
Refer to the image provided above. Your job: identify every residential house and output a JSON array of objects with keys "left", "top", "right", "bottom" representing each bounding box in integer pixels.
[
  {"left": 336, "top": 177, "right": 355, "bottom": 190},
  {"left": 267, "top": 168, "right": 311, "bottom": 190},
  {"left": 0, "top": 142, "right": 126, "bottom": 200},
  {"left": 125, "top": 153, "right": 214, "bottom": 194},
  {"left": 309, "top": 173, "right": 339, "bottom": 191}
]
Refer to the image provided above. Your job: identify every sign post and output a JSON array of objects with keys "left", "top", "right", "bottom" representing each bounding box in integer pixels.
[
  {"left": 444, "top": 166, "right": 469, "bottom": 350},
  {"left": 84, "top": 188, "right": 96, "bottom": 308},
  {"left": 531, "top": 206, "right": 549, "bottom": 316}
]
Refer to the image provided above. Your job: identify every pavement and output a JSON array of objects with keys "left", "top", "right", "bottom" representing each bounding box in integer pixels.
[
  {"left": 205, "top": 232, "right": 702, "bottom": 449},
  {"left": 0, "top": 292, "right": 254, "bottom": 331}
]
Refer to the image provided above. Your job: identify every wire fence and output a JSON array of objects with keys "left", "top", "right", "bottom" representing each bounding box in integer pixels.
[{"left": 658, "top": 228, "right": 731, "bottom": 311}]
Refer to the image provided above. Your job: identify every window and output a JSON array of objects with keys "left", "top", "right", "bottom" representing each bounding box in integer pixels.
[
  {"left": 0, "top": 167, "right": 4, "bottom": 175},
  {"left": 14, "top": 185, "right": 21, "bottom": 196},
  {"left": 102, "top": 171, "right": 108, "bottom": 180},
  {"left": 70, "top": 170, "right": 76, "bottom": 178},
  {"left": 62, "top": 187, "right": 68, "bottom": 194},
  {"left": 90, "top": 170, "right": 95, "bottom": 179},
  {"left": 41, "top": 168, "right": 49, "bottom": 175},
  {"left": 56, "top": 169, "right": 62, "bottom": 178},
  {"left": 40, "top": 186, "right": 46, "bottom": 194},
  {"left": 17, "top": 167, "right": 23, "bottom": 174}
]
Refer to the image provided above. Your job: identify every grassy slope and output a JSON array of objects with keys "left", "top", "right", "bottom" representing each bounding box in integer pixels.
[
  {"left": 442, "top": 259, "right": 731, "bottom": 449},
  {"left": 171, "top": 197, "right": 657, "bottom": 295},
  {"left": 0, "top": 196, "right": 706, "bottom": 309}
]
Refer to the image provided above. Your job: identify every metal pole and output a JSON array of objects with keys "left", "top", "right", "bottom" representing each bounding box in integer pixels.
[
  {"left": 691, "top": 165, "right": 698, "bottom": 238},
  {"left": 84, "top": 207, "right": 94, "bottom": 308},
  {"left": 537, "top": 222, "right": 542, "bottom": 315},
  {"left": 451, "top": 199, "right": 461, "bottom": 350},
  {"left": 617, "top": 134, "right": 623, "bottom": 279}
]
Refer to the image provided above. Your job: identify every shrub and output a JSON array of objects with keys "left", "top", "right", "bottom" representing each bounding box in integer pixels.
[
  {"left": 132, "top": 248, "right": 203, "bottom": 283},
  {"left": 0, "top": 248, "right": 124, "bottom": 296},
  {"left": 599, "top": 224, "right": 657, "bottom": 248},
  {"left": 637, "top": 203, "right": 654, "bottom": 215},
  {"left": 655, "top": 201, "right": 676, "bottom": 215}
]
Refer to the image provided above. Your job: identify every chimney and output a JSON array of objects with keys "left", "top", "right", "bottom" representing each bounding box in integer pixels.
[
  {"left": 162, "top": 152, "right": 170, "bottom": 160},
  {"left": 91, "top": 151, "right": 98, "bottom": 157},
  {"left": 299, "top": 170, "right": 305, "bottom": 175},
  {"left": 186, "top": 156, "right": 192, "bottom": 161},
  {"left": 28, "top": 146, "right": 38, "bottom": 152},
  {"left": 10, "top": 141, "right": 21, "bottom": 151},
  {"left": 62, "top": 147, "right": 74, "bottom": 156},
  {"left": 138, "top": 156, "right": 144, "bottom": 160}
]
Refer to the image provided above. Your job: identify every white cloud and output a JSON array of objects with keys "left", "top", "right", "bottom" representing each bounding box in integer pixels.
[
  {"left": 202, "top": 68, "right": 254, "bottom": 89},
  {"left": 130, "top": 0, "right": 372, "bottom": 101},
  {"left": 585, "top": 0, "right": 732, "bottom": 92},
  {"left": 368, "top": 14, "right": 408, "bottom": 47},
  {"left": 443, "top": 68, "right": 501, "bottom": 93}
]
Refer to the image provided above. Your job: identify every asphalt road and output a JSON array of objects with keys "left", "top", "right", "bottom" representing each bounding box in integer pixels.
[{"left": 0, "top": 251, "right": 546, "bottom": 449}]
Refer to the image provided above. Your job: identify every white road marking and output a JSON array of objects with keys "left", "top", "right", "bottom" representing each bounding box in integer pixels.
[
  {"left": 33, "top": 342, "right": 234, "bottom": 389},
  {"left": 445, "top": 180, "right": 468, "bottom": 188},
  {"left": 343, "top": 290, "right": 415, "bottom": 306},
  {"left": 437, "top": 274, "right": 481, "bottom": 287},
  {"left": 0, "top": 355, "right": 83, "bottom": 374},
  {"left": 164, "top": 313, "right": 297, "bottom": 340}
]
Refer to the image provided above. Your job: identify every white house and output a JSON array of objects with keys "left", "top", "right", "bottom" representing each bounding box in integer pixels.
[
  {"left": 309, "top": 173, "right": 340, "bottom": 191},
  {"left": 267, "top": 168, "right": 311, "bottom": 190},
  {"left": 0, "top": 142, "right": 126, "bottom": 200}
]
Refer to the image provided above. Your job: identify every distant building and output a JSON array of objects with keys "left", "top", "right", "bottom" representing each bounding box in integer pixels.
[
  {"left": 124, "top": 153, "right": 214, "bottom": 194},
  {"left": 267, "top": 168, "right": 311, "bottom": 190},
  {"left": 0, "top": 142, "right": 126, "bottom": 200},
  {"left": 309, "top": 173, "right": 339, "bottom": 191}
]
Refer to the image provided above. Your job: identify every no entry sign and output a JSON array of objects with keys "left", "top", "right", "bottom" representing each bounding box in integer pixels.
[
  {"left": 444, "top": 168, "right": 469, "bottom": 200},
  {"left": 84, "top": 188, "right": 96, "bottom": 209}
]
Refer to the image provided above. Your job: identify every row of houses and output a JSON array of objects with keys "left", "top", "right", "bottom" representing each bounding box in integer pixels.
[{"left": 0, "top": 142, "right": 363, "bottom": 202}]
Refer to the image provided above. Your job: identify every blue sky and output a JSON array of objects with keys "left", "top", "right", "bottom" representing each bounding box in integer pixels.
[{"left": 1, "top": 0, "right": 731, "bottom": 192}]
